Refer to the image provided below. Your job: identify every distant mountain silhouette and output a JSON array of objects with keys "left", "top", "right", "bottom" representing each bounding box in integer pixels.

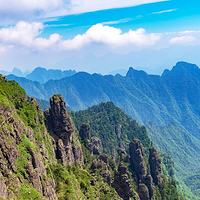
[
  {"left": 25, "top": 67, "right": 76, "bottom": 83},
  {"left": 0, "top": 67, "right": 30, "bottom": 77}
]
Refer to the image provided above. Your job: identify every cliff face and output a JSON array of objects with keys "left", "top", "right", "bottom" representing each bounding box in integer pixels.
[
  {"left": 0, "top": 76, "right": 57, "bottom": 199},
  {"left": 112, "top": 162, "right": 135, "bottom": 200},
  {"left": 79, "top": 123, "right": 102, "bottom": 155},
  {"left": 130, "top": 139, "right": 154, "bottom": 200},
  {"left": 149, "top": 147, "right": 162, "bottom": 186},
  {"left": 45, "top": 94, "right": 84, "bottom": 167}
]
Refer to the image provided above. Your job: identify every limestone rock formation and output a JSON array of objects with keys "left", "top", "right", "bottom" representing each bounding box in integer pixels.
[
  {"left": 79, "top": 123, "right": 101, "bottom": 155},
  {"left": 0, "top": 100, "right": 57, "bottom": 199},
  {"left": 45, "top": 94, "right": 84, "bottom": 167},
  {"left": 138, "top": 184, "right": 150, "bottom": 200},
  {"left": 112, "top": 162, "right": 134, "bottom": 200},
  {"left": 79, "top": 123, "right": 90, "bottom": 140},
  {"left": 129, "top": 139, "right": 147, "bottom": 180},
  {"left": 129, "top": 139, "right": 154, "bottom": 200},
  {"left": 90, "top": 154, "right": 112, "bottom": 185},
  {"left": 90, "top": 137, "right": 101, "bottom": 155},
  {"left": 149, "top": 147, "right": 162, "bottom": 185}
]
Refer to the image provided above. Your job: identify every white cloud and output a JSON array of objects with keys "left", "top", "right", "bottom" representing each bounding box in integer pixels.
[
  {"left": 0, "top": 0, "right": 167, "bottom": 24},
  {"left": 0, "top": 21, "right": 61, "bottom": 50},
  {"left": 179, "top": 30, "right": 200, "bottom": 34},
  {"left": 170, "top": 36, "right": 196, "bottom": 44},
  {"left": 152, "top": 9, "right": 177, "bottom": 15},
  {"left": 0, "top": 22, "right": 161, "bottom": 52},
  {"left": 61, "top": 23, "right": 161, "bottom": 50},
  {"left": 0, "top": 21, "right": 43, "bottom": 46},
  {"left": 102, "top": 18, "right": 134, "bottom": 25},
  {"left": 69, "top": 0, "right": 167, "bottom": 14}
]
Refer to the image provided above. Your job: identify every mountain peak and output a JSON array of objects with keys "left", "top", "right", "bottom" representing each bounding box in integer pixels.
[
  {"left": 126, "top": 67, "right": 147, "bottom": 78},
  {"left": 173, "top": 61, "right": 199, "bottom": 71}
]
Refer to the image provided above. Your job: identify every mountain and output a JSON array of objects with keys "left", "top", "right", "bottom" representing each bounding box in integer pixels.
[
  {"left": 0, "top": 75, "right": 181, "bottom": 199},
  {"left": 7, "top": 61, "right": 200, "bottom": 198},
  {"left": 0, "top": 67, "right": 30, "bottom": 77},
  {"left": 52, "top": 45, "right": 200, "bottom": 75},
  {"left": 25, "top": 67, "right": 76, "bottom": 83}
]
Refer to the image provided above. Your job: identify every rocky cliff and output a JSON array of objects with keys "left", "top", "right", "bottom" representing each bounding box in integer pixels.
[
  {"left": 130, "top": 139, "right": 155, "bottom": 200},
  {"left": 45, "top": 94, "right": 84, "bottom": 167},
  {"left": 0, "top": 76, "right": 57, "bottom": 199},
  {"left": 79, "top": 123, "right": 102, "bottom": 155}
]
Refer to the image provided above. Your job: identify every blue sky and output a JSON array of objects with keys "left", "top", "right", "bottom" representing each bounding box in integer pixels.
[{"left": 0, "top": 0, "right": 200, "bottom": 74}]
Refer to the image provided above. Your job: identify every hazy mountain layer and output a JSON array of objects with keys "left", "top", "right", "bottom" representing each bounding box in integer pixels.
[{"left": 25, "top": 67, "right": 76, "bottom": 83}]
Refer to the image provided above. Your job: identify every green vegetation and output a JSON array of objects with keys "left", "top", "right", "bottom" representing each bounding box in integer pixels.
[
  {"left": 71, "top": 101, "right": 151, "bottom": 156},
  {"left": 50, "top": 164, "right": 120, "bottom": 200}
]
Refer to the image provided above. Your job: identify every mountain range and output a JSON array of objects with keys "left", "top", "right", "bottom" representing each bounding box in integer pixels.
[
  {"left": 0, "top": 75, "right": 181, "bottom": 199},
  {"left": 6, "top": 61, "right": 200, "bottom": 198},
  {"left": 1, "top": 67, "right": 76, "bottom": 84}
]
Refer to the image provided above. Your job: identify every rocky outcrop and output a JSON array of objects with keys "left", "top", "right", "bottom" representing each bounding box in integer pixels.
[
  {"left": 138, "top": 184, "right": 150, "bottom": 200},
  {"left": 149, "top": 147, "right": 162, "bottom": 186},
  {"left": 0, "top": 101, "right": 57, "bottom": 199},
  {"left": 0, "top": 172, "right": 7, "bottom": 199},
  {"left": 129, "top": 139, "right": 154, "bottom": 200},
  {"left": 90, "top": 137, "right": 101, "bottom": 155},
  {"left": 79, "top": 123, "right": 90, "bottom": 140},
  {"left": 45, "top": 94, "right": 84, "bottom": 167},
  {"left": 115, "top": 125, "right": 122, "bottom": 139},
  {"left": 117, "top": 147, "right": 127, "bottom": 161},
  {"left": 112, "top": 162, "right": 133, "bottom": 200},
  {"left": 79, "top": 123, "right": 101, "bottom": 155},
  {"left": 90, "top": 154, "right": 112, "bottom": 185},
  {"left": 129, "top": 139, "right": 147, "bottom": 180}
]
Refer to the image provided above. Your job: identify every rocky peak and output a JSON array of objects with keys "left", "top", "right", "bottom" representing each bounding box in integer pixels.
[
  {"left": 49, "top": 94, "right": 74, "bottom": 140},
  {"left": 79, "top": 123, "right": 101, "bottom": 155},
  {"left": 90, "top": 137, "right": 101, "bottom": 155},
  {"left": 90, "top": 154, "right": 112, "bottom": 185},
  {"left": 149, "top": 147, "right": 162, "bottom": 185},
  {"left": 129, "top": 139, "right": 154, "bottom": 200},
  {"left": 129, "top": 139, "right": 146, "bottom": 180},
  {"left": 112, "top": 162, "right": 134, "bottom": 200},
  {"left": 126, "top": 67, "right": 147, "bottom": 78},
  {"left": 79, "top": 123, "right": 90, "bottom": 140},
  {"left": 45, "top": 94, "right": 84, "bottom": 167}
]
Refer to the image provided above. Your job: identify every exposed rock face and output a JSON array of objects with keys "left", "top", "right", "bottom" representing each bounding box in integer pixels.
[
  {"left": 0, "top": 103, "right": 57, "bottom": 199},
  {"left": 45, "top": 94, "right": 84, "bottom": 167},
  {"left": 149, "top": 147, "right": 162, "bottom": 185},
  {"left": 90, "top": 154, "right": 112, "bottom": 185},
  {"left": 79, "top": 123, "right": 90, "bottom": 140},
  {"left": 79, "top": 123, "right": 101, "bottom": 155},
  {"left": 138, "top": 184, "right": 150, "bottom": 200},
  {"left": 117, "top": 147, "right": 126, "bottom": 160},
  {"left": 129, "top": 139, "right": 154, "bottom": 200},
  {"left": 0, "top": 172, "right": 7, "bottom": 199},
  {"left": 115, "top": 125, "right": 121, "bottom": 139},
  {"left": 90, "top": 137, "right": 101, "bottom": 155},
  {"left": 129, "top": 139, "right": 147, "bottom": 180},
  {"left": 112, "top": 162, "right": 133, "bottom": 200}
]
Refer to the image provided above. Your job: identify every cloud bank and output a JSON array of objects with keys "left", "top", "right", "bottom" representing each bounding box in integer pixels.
[{"left": 0, "top": 22, "right": 161, "bottom": 52}]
